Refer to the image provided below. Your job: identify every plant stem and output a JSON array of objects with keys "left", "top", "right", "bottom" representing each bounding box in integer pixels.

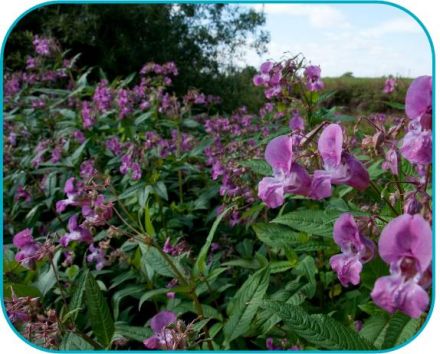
[{"left": 369, "top": 181, "right": 399, "bottom": 216}]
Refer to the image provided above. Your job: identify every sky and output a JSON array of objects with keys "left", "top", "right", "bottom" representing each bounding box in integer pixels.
[{"left": 239, "top": 4, "right": 432, "bottom": 78}]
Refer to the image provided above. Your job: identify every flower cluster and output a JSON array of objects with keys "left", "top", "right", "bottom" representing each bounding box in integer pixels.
[
  {"left": 12, "top": 229, "right": 41, "bottom": 269},
  {"left": 258, "top": 123, "right": 369, "bottom": 208},
  {"left": 330, "top": 214, "right": 374, "bottom": 287}
]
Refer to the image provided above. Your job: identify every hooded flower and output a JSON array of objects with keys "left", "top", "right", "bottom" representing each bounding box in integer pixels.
[
  {"left": 144, "top": 311, "right": 179, "bottom": 350},
  {"left": 304, "top": 65, "right": 324, "bottom": 91},
  {"left": 383, "top": 77, "right": 396, "bottom": 94},
  {"left": 371, "top": 214, "right": 432, "bottom": 318},
  {"left": 405, "top": 75, "right": 432, "bottom": 130},
  {"left": 311, "top": 124, "right": 369, "bottom": 198},
  {"left": 400, "top": 122, "right": 432, "bottom": 165},
  {"left": 59, "top": 215, "right": 93, "bottom": 247},
  {"left": 56, "top": 177, "right": 83, "bottom": 213},
  {"left": 13, "top": 229, "right": 41, "bottom": 269},
  {"left": 382, "top": 148, "right": 398, "bottom": 175},
  {"left": 258, "top": 135, "right": 311, "bottom": 208},
  {"left": 330, "top": 214, "right": 374, "bottom": 287},
  {"left": 87, "top": 244, "right": 107, "bottom": 270}
]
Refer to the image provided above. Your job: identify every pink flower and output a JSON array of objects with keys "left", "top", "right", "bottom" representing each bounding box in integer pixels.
[
  {"left": 13, "top": 229, "right": 41, "bottom": 269},
  {"left": 383, "top": 77, "right": 396, "bottom": 94},
  {"left": 405, "top": 75, "right": 432, "bottom": 130},
  {"left": 144, "top": 311, "right": 178, "bottom": 350},
  {"left": 59, "top": 214, "right": 93, "bottom": 247},
  {"left": 371, "top": 214, "right": 432, "bottom": 318},
  {"left": 257, "top": 135, "right": 311, "bottom": 208},
  {"left": 382, "top": 148, "right": 398, "bottom": 175},
  {"left": 304, "top": 65, "right": 324, "bottom": 91},
  {"left": 330, "top": 214, "right": 374, "bottom": 287}
]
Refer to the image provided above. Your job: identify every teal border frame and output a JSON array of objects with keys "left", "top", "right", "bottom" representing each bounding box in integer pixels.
[{"left": 0, "top": 0, "right": 435, "bottom": 352}]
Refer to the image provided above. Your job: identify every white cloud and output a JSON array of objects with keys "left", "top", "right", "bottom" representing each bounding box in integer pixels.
[
  {"left": 361, "top": 17, "right": 421, "bottom": 38},
  {"left": 251, "top": 4, "right": 350, "bottom": 29}
]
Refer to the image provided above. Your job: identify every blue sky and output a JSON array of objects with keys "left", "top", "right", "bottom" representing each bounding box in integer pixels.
[{"left": 240, "top": 4, "right": 432, "bottom": 78}]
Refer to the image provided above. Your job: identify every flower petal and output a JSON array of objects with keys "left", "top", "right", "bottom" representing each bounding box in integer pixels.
[
  {"left": 264, "top": 135, "right": 293, "bottom": 173},
  {"left": 318, "top": 124, "right": 343, "bottom": 168}
]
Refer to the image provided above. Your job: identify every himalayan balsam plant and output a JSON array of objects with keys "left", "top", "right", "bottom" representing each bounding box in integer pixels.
[{"left": 2, "top": 36, "right": 432, "bottom": 351}]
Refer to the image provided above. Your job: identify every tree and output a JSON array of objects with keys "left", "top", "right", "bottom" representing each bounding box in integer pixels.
[{"left": 5, "top": 3, "right": 269, "bottom": 110}]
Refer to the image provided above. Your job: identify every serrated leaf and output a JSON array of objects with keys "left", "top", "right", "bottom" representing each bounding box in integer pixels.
[
  {"left": 295, "top": 256, "right": 317, "bottom": 298},
  {"left": 112, "top": 285, "right": 145, "bottom": 320},
  {"left": 262, "top": 301, "right": 374, "bottom": 350},
  {"left": 360, "top": 314, "right": 389, "bottom": 347},
  {"left": 68, "top": 270, "right": 89, "bottom": 323},
  {"left": 140, "top": 244, "right": 185, "bottom": 278},
  {"left": 113, "top": 323, "right": 153, "bottom": 342},
  {"left": 272, "top": 209, "right": 342, "bottom": 237},
  {"left": 60, "top": 332, "right": 95, "bottom": 350},
  {"left": 85, "top": 273, "right": 114, "bottom": 347},
  {"left": 223, "top": 266, "right": 270, "bottom": 345},
  {"left": 382, "top": 313, "right": 420, "bottom": 349},
  {"left": 253, "top": 222, "right": 301, "bottom": 248},
  {"left": 240, "top": 159, "right": 272, "bottom": 176}
]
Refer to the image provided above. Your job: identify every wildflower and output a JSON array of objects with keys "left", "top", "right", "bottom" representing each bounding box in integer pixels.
[
  {"left": 144, "top": 311, "right": 187, "bottom": 350},
  {"left": 311, "top": 124, "right": 369, "bottom": 198},
  {"left": 371, "top": 214, "right": 432, "bottom": 318},
  {"left": 405, "top": 75, "right": 432, "bottom": 130},
  {"left": 59, "top": 215, "right": 93, "bottom": 247},
  {"left": 330, "top": 214, "right": 374, "bottom": 287},
  {"left": 56, "top": 177, "right": 83, "bottom": 213},
  {"left": 33, "top": 35, "right": 52, "bottom": 56},
  {"left": 13, "top": 229, "right": 41, "bottom": 269},
  {"left": 81, "top": 101, "right": 95, "bottom": 129},
  {"left": 383, "top": 77, "right": 396, "bottom": 94},
  {"left": 72, "top": 130, "right": 86, "bottom": 144},
  {"left": 304, "top": 65, "right": 324, "bottom": 91},
  {"left": 80, "top": 159, "right": 97, "bottom": 179},
  {"left": 87, "top": 244, "right": 107, "bottom": 270},
  {"left": 400, "top": 121, "right": 432, "bottom": 165},
  {"left": 258, "top": 135, "right": 311, "bottom": 208},
  {"left": 289, "top": 111, "right": 305, "bottom": 131},
  {"left": 106, "top": 136, "right": 122, "bottom": 155},
  {"left": 15, "top": 186, "right": 32, "bottom": 202},
  {"left": 382, "top": 148, "right": 398, "bottom": 175},
  {"left": 93, "top": 80, "right": 112, "bottom": 112}
]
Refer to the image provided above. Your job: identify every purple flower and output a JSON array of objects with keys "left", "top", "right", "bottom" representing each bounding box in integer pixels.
[
  {"left": 371, "top": 214, "right": 432, "bottom": 318},
  {"left": 289, "top": 111, "right": 304, "bottom": 131},
  {"left": 405, "top": 76, "right": 432, "bottom": 130},
  {"left": 80, "top": 159, "right": 97, "bottom": 179},
  {"left": 117, "top": 89, "right": 132, "bottom": 119},
  {"left": 144, "top": 311, "right": 178, "bottom": 350},
  {"left": 81, "top": 101, "right": 95, "bottom": 129},
  {"left": 13, "top": 229, "right": 41, "bottom": 269},
  {"left": 260, "top": 61, "right": 274, "bottom": 74},
  {"left": 87, "top": 244, "right": 107, "bottom": 270},
  {"left": 56, "top": 177, "right": 83, "bottom": 213},
  {"left": 15, "top": 186, "right": 32, "bottom": 202},
  {"left": 304, "top": 65, "right": 324, "bottom": 91},
  {"left": 73, "top": 130, "right": 86, "bottom": 144},
  {"left": 382, "top": 148, "right": 398, "bottom": 175},
  {"left": 59, "top": 215, "right": 93, "bottom": 247},
  {"left": 106, "top": 137, "right": 122, "bottom": 155},
  {"left": 81, "top": 195, "right": 113, "bottom": 226},
  {"left": 330, "top": 214, "right": 374, "bottom": 287},
  {"left": 400, "top": 123, "right": 432, "bottom": 165},
  {"left": 33, "top": 35, "right": 52, "bottom": 56},
  {"left": 50, "top": 146, "right": 63, "bottom": 163},
  {"left": 258, "top": 135, "right": 311, "bottom": 208},
  {"left": 313, "top": 124, "right": 370, "bottom": 196},
  {"left": 93, "top": 80, "right": 112, "bottom": 112},
  {"left": 383, "top": 77, "right": 396, "bottom": 94}
]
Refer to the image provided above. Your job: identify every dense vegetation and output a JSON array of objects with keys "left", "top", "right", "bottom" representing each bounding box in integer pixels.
[{"left": 2, "top": 7, "right": 432, "bottom": 352}]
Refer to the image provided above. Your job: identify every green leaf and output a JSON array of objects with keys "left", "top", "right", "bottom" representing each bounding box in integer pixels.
[
  {"left": 113, "top": 323, "right": 153, "bottom": 342},
  {"left": 34, "top": 266, "right": 56, "bottom": 296},
  {"left": 240, "top": 159, "right": 272, "bottom": 176},
  {"left": 140, "top": 244, "right": 185, "bottom": 278},
  {"left": 223, "top": 266, "right": 270, "bottom": 345},
  {"left": 272, "top": 209, "right": 342, "bottom": 237},
  {"left": 134, "top": 111, "right": 152, "bottom": 125},
  {"left": 112, "top": 285, "right": 145, "bottom": 320},
  {"left": 262, "top": 301, "right": 374, "bottom": 350},
  {"left": 68, "top": 270, "right": 89, "bottom": 323},
  {"left": 382, "top": 313, "right": 421, "bottom": 349},
  {"left": 66, "top": 139, "right": 89, "bottom": 167},
  {"left": 153, "top": 181, "right": 168, "bottom": 200},
  {"left": 360, "top": 314, "right": 389, "bottom": 347},
  {"left": 85, "top": 273, "right": 114, "bottom": 347},
  {"left": 194, "top": 206, "right": 231, "bottom": 276},
  {"left": 295, "top": 256, "right": 317, "bottom": 298},
  {"left": 60, "top": 332, "right": 95, "bottom": 350},
  {"left": 252, "top": 223, "right": 301, "bottom": 248},
  {"left": 3, "top": 283, "right": 42, "bottom": 298}
]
